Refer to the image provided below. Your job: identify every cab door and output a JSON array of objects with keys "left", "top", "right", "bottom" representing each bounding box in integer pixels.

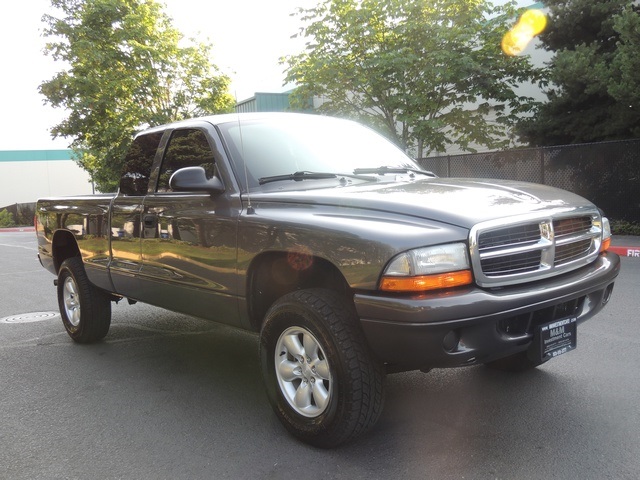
[
  {"left": 138, "top": 126, "right": 242, "bottom": 327},
  {"left": 109, "top": 130, "right": 164, "bottom": 295}
]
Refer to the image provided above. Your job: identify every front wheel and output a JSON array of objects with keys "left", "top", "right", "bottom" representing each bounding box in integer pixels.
[
  {"left": 260, "top": 289, "right": 385, "bottom": 448},
  {"left": 57, "top": 257, "right": 112, "bottom": 343}
]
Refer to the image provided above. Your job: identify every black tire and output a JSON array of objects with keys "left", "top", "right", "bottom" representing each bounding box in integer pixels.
[
  {"left": 57, "top": 257, "right": 111, "bottom": 343},
  {"left": 485, "top": 350, "right": 543, "bottom": 372},
  {"left": 260, "top": 288, "right": 385, "bottom": 448}
]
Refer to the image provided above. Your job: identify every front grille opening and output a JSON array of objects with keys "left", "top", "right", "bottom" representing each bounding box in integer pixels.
[
  {"left": 554, "top": 216, "right": 592, "bottom": 237},
  {"left": 496, "top": 296, "right": 585, "bottom": 339},
  {"left": 553, "top": 297, "right": 584, "bottom": 318},
  {"left": 481, "top": 251, "right": 542, "bottom": 276},
  {"left": 497, "top": 313, "right": 532, "bottom": 336},
  {"left": 478, "top": 224, "right": 540, "bottom": 251},
  {"left": 555, "top": 239, "right": 593, "bottom": 265}
]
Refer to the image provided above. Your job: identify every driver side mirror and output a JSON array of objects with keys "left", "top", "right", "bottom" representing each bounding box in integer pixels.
[{"left": 169, "top": 166, "right": 224, "bottom": 194}]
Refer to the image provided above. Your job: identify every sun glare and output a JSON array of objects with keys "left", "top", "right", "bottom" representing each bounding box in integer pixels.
[{"left": 502, "top": 9, "right": 547, "bottom": 56}]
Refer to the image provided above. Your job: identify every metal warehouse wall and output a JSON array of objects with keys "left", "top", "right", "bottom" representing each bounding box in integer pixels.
[{"left": 235, "top": 92, "right": 291, "bottom": 113}]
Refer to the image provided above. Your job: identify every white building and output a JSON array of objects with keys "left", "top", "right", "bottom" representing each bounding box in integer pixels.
[{"left": 0, "top": 150, "right": 94, "bottom": 208}]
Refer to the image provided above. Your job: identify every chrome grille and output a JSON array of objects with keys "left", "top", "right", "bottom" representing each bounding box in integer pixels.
[
  {"left": 555, "top": 239, "right": 592, "bottom": 265},
  {"left": 478, "top": 224, "right": 540, "bottom": 250},
  {"left": 481, "top": 250, "right": 541, "bottom": 275},
  {"left": 553, "top": 216, "right": 595, "bottom": 267},
  {"left": 470, "top": 210, "right": 603, "bottom": 288},
  {"left": 554, "top": 216, "right": 592, "bottom": 237}
]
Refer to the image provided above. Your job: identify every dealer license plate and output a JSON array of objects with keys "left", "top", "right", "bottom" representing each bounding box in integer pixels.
[{"left": 535, "top": 317, "right": 577, "bottom": 363}]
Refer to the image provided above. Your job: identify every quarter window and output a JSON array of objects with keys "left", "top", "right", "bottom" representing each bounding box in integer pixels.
[{"left": 119, "top": 132, "right": 163, "bottom": 196}]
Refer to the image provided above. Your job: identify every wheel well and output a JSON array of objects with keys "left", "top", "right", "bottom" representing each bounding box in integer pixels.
[
  {"left": 52, "top": 230, "right": 81, "bottom": 273},
  {"left": 246, "top": 252, "right": 351, "bottom": 331}
]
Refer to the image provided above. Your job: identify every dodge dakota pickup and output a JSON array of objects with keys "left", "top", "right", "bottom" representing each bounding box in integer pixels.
[{"left": 36, "top": 113, "right": 620, "bottom": 447}]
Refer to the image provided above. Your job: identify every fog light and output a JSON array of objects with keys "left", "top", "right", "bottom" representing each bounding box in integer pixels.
[{"left": 443, "top": 330, "right": 460, "bottom": 352}]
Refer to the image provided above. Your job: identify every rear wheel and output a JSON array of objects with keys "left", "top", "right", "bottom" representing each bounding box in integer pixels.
[
  {"left": 57, "top": 257, "right": 111, "bottom": 343},
  {"left": 260, "top": 288, "right": 385, "bottom": 448}
]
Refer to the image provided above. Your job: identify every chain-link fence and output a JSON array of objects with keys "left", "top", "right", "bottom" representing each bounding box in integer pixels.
[{"left": 418, "top": 139, "right": 640, "bottom": 223}]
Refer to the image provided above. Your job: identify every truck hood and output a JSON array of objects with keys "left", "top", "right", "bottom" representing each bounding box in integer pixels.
[{"left": 253, "top": 178, "right": 595, "bottom": 229}]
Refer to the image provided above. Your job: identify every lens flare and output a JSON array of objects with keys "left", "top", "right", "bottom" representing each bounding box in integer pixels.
[
  {"left": 520, "top": 9, "right": 547, "bottom": 36},
  {"left": 502, "top": 9, "right": 547, "bottom": 56},
  {"left": 501, "top": 29, "right": 531, "bottom": 56}
]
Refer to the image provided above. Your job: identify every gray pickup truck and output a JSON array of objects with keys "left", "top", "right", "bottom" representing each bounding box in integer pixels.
[{"left": 36, "top": 113, "right": 620, "bottom": 447}]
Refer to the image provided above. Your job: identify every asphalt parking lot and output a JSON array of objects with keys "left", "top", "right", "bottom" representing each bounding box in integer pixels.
[{"left": 1, "top": 229, "right": 639, "bottom": 479}]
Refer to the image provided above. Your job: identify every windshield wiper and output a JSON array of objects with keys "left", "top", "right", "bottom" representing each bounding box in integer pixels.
[
  {"left": 353, "top": 166, "right": 436, "bottom": 177},
  {"left": 259, "top": 171, "right": 338, "bottom": 185}
]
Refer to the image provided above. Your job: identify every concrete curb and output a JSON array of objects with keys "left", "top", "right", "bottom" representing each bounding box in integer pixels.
[
  {"left": 0, "top": 226, "right": 35, "bottom": 233},
  {"left": 610, "top": 246, "right": 640, "bottom": 258},
  {"left": 611, "top": 235, "right": 640, "bottom": 258}
]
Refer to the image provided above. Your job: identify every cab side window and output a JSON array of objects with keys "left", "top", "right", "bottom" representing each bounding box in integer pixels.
[
  {"left": 119, "top": 132, "right": 163, "bottom": 196},
  {"left": 157, "top": 129, "right": 216, "bottom": 193}
]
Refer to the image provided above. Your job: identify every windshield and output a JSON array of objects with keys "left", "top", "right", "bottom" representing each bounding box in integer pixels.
[{"left": 217, "top": 114, "right": 420, "bottom": 190}]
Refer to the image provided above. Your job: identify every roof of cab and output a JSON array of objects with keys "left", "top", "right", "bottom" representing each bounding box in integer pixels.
[{"left": 135, "top": 112, "right": 322, "bottom": 137}]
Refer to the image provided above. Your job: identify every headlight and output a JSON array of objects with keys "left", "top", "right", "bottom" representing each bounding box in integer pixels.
[
  {"left": 380, "top": 243, "right": 473, "bottom": 292},
  {"left": 600, "top": 216, "right": 611, "bottom": 252}
]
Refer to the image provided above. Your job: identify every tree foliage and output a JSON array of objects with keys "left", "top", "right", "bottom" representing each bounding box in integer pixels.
[
  {"left": 0, "top": 209, "right": 17, "bottom": 228},
  {"left": 283, "top": 0, "right": 541, "bottom": 157},
  {"left": 517, "top": 0, "right": 640, "bottom": 146},
  {"left": 40, "top": 0, "right": 235, "bottom": 192}
]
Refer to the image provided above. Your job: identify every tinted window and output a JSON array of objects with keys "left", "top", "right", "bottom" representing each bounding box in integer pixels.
[
  {"left": 157, "top": 129, "right": 216, "bottom": 192},
  {"left": 119, "top": 132, "right": 163, "bottom": 196},
  {"left": 218, "top": 115, "right": 417, "bottom": 189}
]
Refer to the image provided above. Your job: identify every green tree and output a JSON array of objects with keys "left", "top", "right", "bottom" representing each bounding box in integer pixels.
[
  {"left": 517, "top": 1, "right": 640, "bottom": 146},
  {"left": 284, "top": 0, "right": 541, "bottom": 157},
  {"left": 40, "top": 0, "right": 235, "bottom": 192},
  {"left": 0, "top": 210, "right": 16, "bottom": 228}
]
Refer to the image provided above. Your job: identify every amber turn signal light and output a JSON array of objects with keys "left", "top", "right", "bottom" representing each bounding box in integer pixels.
[{"left": 380, "top": 270, "right": 473, "bottom": 292}]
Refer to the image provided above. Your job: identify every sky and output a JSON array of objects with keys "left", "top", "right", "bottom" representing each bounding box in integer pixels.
[
  {"left": 0, "top": 0, "right": 533, "bottom": 152},
  {"left": 0, "top": 0, "right": 316, "bottom": 151}
]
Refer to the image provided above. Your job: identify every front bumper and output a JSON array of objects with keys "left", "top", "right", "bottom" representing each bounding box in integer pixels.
[{"left": 355, "top": 252, "right": 620, "bottom": 372}]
